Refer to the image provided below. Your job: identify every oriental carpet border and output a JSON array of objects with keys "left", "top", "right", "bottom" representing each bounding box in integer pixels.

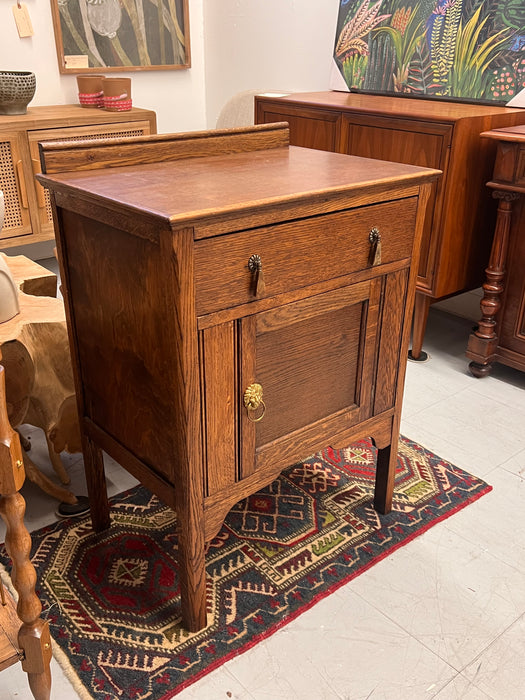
[{"left": 0, "top": 436, "right": 492, "bottom": 700}]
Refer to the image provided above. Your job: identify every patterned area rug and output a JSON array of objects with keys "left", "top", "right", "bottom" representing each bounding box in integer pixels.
[{"left": 1, "top": 436, "right": 491, "bottom": 700}]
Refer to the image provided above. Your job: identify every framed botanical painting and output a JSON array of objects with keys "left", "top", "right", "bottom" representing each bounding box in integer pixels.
[
  {"left": 331, "top": 0, "right": 525, "bottom": 104},
  {"left": 50, "top": 0, "right": 190, "bottom": 73}
]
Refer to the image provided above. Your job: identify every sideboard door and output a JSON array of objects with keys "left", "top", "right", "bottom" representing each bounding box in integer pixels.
[
  {"left": 254, "top": 102, "right": 341, "bottom": 152},
  {"left": 0, "top": 133, "right": 33, "bottom": 243},
  {"left": 340, "top": 114, "right": 452, "bottom": 291}
]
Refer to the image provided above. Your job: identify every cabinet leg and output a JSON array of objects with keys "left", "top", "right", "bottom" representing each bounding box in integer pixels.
[
  {"left": 82, "top": 435, "right": 110, "bottom": 532},
  {"left": 409, "top": 292, "right": 431, "bottom": 361},
  {"left": 177, "top": 521, "right": 207, "bottom": 632},
  {"left": 468, "top": 360, "right": 493, "bottom": 378},
  {"left": 27, "top": 665, "right": 52, "bottom": 700},
  {"left": 373, "top": 443, "right": 395, "bottom": 515}
]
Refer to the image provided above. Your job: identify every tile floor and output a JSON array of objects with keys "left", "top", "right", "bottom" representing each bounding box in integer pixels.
[{"left": 2, "top": 277, "right": 525, "bottom": 699}]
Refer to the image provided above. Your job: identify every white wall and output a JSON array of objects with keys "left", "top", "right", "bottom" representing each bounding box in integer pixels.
[
  {"left": 203, "top": 0, "right": 340, "bottom": 127},
  {"left": 1, "top": 1, "right": 340, "bottom": 130},
  {"left": 0, "top": 0, "right": 207, "bottom": 134}
]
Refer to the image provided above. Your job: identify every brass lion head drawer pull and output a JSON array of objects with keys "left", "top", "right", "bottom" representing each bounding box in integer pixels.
[
  {"left": 248, "top": 254, "right": 266, "bottom": 296},
  {"left": 243, "top": 382, "right": 266, "bottom": 422},
  {"left": 368, "top": 227, "right": 382, "bottom": 266}
]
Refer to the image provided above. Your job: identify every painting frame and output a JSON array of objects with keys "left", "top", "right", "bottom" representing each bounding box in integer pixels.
[
  {"left": 331, "top": 0, "right": 525, "bottom": 106},
  {"left": 50, "top": 0, "right": 191, "bottom": 74}
]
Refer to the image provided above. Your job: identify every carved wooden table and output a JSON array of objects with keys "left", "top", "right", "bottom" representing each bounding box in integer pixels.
[
  {"left": 38, "top": 124, "right": 439, "bottom": 631},
  {"left": 466, "top": 125, "right": 525, "bottom": 377}
]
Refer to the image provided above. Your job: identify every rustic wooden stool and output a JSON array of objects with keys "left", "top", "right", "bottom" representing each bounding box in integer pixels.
[{"left": 0, "top": 254, "right": 83, "bottom": 509}]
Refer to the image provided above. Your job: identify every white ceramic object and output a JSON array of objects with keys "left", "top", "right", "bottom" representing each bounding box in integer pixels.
[{"left": 0, "top": 190, "right": 20, "bottom": 323}]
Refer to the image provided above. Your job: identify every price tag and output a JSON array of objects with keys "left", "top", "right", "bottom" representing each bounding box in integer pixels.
[
  {"left": 12, "top": 3, "right": 34, "bottom": 38},
  {"left": 65, "top": 55, "right": 90, "bottom": 70}
]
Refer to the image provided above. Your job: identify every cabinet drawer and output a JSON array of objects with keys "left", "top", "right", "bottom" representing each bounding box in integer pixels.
[{"left": 194, "top": 197, "right": 417, "bottom": 315}]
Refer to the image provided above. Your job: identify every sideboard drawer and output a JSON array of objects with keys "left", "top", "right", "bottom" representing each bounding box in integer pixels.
[{"left": 194, "top": 197, "right": 417, "bottom": 315}]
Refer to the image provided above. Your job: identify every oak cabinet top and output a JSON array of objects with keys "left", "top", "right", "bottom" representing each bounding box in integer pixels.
[{"left": 38, "top": 144, "right": 440, "bottom": 231}]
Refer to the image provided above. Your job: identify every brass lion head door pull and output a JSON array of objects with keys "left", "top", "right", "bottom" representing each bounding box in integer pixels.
[
  {"left": 368, "top": 227, "right": 382, "bottom": 266},
  {"left": 243, "top": 382, "right": 266, "bottom": 422},
  {"left": 248, "top": 254, "right": 266, "bottom": 296}
]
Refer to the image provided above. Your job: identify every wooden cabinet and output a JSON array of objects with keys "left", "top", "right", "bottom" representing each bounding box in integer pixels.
[
  {"left": 466, "top": 125, "right": 525, "bottom": 377},
  {"left": 255, "top": 91, "right": 525, "bottom": 359},
  {"left": 0, "top": 104, "right": 157, "bottom": 250},
  {"left": 37, "top": 124, "right": 438, "bottom": 632}
]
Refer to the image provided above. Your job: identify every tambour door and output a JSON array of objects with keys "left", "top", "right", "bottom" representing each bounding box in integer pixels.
[
  {"left": 0, "top": 132, "right": 32, "bottom": 243},
  {"left": 27, "top": 119, "right": 154, "bottom": 239},
  {"left": 200, "top": 279, "right": 382, "bottom": 499}
]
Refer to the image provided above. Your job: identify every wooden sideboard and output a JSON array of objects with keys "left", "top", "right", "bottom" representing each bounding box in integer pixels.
[
  {"left": 255, "top": 91, "right": 525, "bottom": 359},
  {"left": 37, "top": 124, "right": 439, "bottom": 632},
  {"left": 466, "top": 125, "right": 525, "bottom": 377},
  {"left": 0, "top": 104, "right": 157, "bottom": 250}
]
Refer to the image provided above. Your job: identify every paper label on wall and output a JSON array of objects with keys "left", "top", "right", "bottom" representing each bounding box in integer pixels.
[
  {"left": 65, "top": 55, "right": 90, "bottom": 70},
  {"left": 12, "top": 3, "right": 33, "bottom": 38}
]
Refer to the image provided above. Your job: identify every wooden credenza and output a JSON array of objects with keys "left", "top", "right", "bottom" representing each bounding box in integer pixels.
[
  {"left": 255, "top": 91, "right": 525, "bottom": 359},
  {"left": 0, "top": 104, "right": 157, "bottom": 250},
  {"left": 466, "top": 125, "right": 525, "bottom": 377},
  {"left": 37, "top": 124, "right": 439, "bottom": 632}
]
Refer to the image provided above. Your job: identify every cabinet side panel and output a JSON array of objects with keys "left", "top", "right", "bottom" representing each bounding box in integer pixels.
[
  {"left": 201, "top": 323, "right": 237, "bottom": 495},
  {"left": 59, "top": 209, "right": 178, "bottom": 480},
  {"left": 499, "top": 196, "right": 525, "bottom": 354},
  {"left": 373, "top": 269, "right": 410, "bottom": 416}
]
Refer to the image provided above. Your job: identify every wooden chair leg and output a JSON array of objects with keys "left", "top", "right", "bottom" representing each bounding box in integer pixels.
[
  {"left": 0, "top": 364, "right": 52, "bottom": 700},
  {"left": 1, "top": 493, "right": 52, "bottom": 700}
]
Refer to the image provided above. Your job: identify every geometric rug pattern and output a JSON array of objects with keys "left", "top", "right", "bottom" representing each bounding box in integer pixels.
[{"left": 0, "top": 436, "right": 492, "bottom": 699}]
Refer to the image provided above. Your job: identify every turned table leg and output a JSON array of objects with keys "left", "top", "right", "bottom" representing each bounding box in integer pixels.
[{"left": 466, "top": 191, "right": 521, "bottom": 377}]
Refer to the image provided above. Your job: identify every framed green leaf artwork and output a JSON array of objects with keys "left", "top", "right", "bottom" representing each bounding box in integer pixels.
[
  {"left": 330, "top": 0, "right": 525, "bottom": 104},
  {"left": 51, "top": 0, "right": 190, "bottom": 73}
]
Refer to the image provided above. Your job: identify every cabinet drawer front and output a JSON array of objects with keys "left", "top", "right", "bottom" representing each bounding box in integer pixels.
[{"left": 195, "top": 197, "right": 417, "bottom": 315}]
